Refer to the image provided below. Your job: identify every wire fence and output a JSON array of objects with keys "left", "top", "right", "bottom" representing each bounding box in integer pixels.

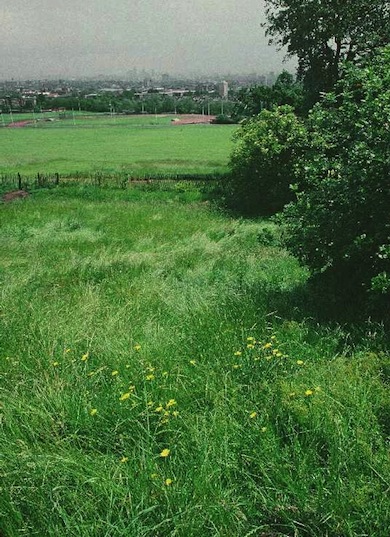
[{"left": 0, "top": 171, "right": 226, "bottom": 192}]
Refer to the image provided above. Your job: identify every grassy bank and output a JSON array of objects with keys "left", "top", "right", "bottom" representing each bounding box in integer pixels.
[{"left": 0, "top": 185, "right": 389, "bottom": 536}]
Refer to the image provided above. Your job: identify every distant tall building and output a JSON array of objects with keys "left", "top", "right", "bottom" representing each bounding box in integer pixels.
[{"left": 218, "top": 80, "right": 229, "bottom": 99}]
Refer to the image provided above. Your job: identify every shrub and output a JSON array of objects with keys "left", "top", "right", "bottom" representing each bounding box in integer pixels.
[
  {"left": 281, "top": 46, "right": 390, "bottom": 310},
  {"left": 226, "top": 105, "right": 308, "bottom": 216}
]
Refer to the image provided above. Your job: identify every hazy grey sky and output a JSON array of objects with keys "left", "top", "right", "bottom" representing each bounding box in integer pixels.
[{"left": 1, "top": 0, "right": 296, "bottom": 79}]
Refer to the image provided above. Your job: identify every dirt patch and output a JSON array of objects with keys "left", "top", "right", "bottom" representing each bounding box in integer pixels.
[
  {"left": 7, "top": 120, "right": 34, "bottom": 128},
  {"left": 2, "top": 190, "right": 30, "bottom": 202},
  {"left": 171, "top": 114, "right": 215, "bottom": 125}
]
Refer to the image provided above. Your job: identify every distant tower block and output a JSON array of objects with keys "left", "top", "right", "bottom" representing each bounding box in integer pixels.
[{"left": 218, "top": 80, "right": 229, "bottom": 99}]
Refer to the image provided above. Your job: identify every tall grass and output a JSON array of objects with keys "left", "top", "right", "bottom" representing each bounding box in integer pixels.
[{"left": 0, "top": 185, "right": 389, "bottom": 536}]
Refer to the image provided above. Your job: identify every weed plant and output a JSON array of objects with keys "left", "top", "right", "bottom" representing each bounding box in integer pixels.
[{"left": 0, "top": 186, "right": 389, "bottom": 536}]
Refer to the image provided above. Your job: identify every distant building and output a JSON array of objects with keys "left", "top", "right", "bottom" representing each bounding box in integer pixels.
[{"left": 218, "top": 80, "right": 229, "bottom": 99}]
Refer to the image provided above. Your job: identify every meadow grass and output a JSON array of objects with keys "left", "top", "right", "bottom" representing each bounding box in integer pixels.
[
  {"left": 0, "top": 116, "right": 234, "bottom": 177},
  {"left": 0, "top": 185, "right": 389, "bottom": 537}
]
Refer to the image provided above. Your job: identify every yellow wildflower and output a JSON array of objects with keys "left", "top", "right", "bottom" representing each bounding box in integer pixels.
[
  {"left": 166, "top": 399, "right": 177, "bottom": 408},
  {"left": 112, "top": 370, "right": 119, "bottom": 376},
  {"left": 155, "top": 406, "right": 164, "bottom": 412},
  {"left": 165, "top": 478, "right": 173, "bottom": 486},
  {"left": 146, "top": 374, "right": 155, "bottom": 381},
  {"left": 172, "top": 411, "right": 179, "bottom": 417},
  {"left": 134, "top": 344, "right": 141, "bottom": 351},
  {"left": 296, "top": 360, "right": 304, "bottom": 365},
  {"left": 261, "top": 426, "right": 267, "bottom": 433},
  {"left": 263, "top": 342, "right": 272, "bottom": 349},
  {"left": 247, "top": 344, "right": 255, "bottom": 350},
  {"left": 234, "top": 351, "right": 242, "bottom": 356},
  {"left": 81, "top": 352, "right": 89, "bottom": 362},
  {"left": 119, "top": 392, "right": 131, "bottom": 401},
  {"left": 150, "top": 473, "right": 158, "bottom": 479},
  {"left": 249, "top": 411, "right": 257, "bottom": 419},
  {"left": 160, "top": 448, "right": 170, "bottom": 458},
  {"left": 52, "top": 361, "right": 59, "bottom": 367},
  {"left": 90, "top": 408, "right": 98, "bottom": 416},
  {"left": 305, "top": 389, "right": 314, "bottom": 397},
  {"left": 120, "top": 456, "right": 129, "bottom": 463},
  {"left": 247, "top": 336, "right": 255, "bottom": 342},
  {"left": 162, "top": 371, "right": 169, "bottom": 377},
  {"left": 189, "top": 359, "right": 196, "bottom": 365}
]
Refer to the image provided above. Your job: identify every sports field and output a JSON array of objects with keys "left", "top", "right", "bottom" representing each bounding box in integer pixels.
[{"left": 0, "top": 114, "right": 235, "bottom": 177}]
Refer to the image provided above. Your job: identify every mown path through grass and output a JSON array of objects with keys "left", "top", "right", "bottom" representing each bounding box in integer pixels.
[{"left": 0, "top": 185, "right": 389, "bottom": 536}]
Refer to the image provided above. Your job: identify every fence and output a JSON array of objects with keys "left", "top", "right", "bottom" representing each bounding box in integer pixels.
[{"left": 0, "top": 171, "right": 226, "bottom": 192}]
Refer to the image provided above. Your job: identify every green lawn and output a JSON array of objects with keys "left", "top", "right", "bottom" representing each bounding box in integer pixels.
[
  {"left": 0, "top": 185, "right": 389, "bottom": 536},
  {"left": 0, "top": 115, "right": 235, "bottom": 177}
]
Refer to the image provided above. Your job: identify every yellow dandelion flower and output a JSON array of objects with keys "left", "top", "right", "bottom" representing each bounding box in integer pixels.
[
  {"left": 232, "top": 364, "right": 241, "bottom": 369},
  {"left": 52, "top": 361, "right": 59, "bottom": 367},
  {"left": 249, "top": 411, "right": 257, "bottom": 419},
  {"left": 189, "top": 359, "right": 197, "bottom": 365},
  {"left": 120, "top": 456, "right": 129, "bottom": 463},
  {"left": 172, "top": 410, "right": 179, "bottom": 417},
  {"left": 263, "top": 342, "right": 272, "bottom": 349},
  {"left": 160, "top": 448, "right": 170, "bottom": 458},
  {"left": 81, "top": 352, "right": 89, "bottom": 362},
  {"left": 247, "top": 336, "right": 255, "bottom": 342},
  {"left": 247, "top": 344, "right": 255, "bottom": 350},
  {"left": 234, "top": 351, "right": 242, "bottom": 356},
  {"left": 146, "top": 374, "right": 155, "bottom": 381},
  {"left": 166, "top": 399, "right": 177, "bottom": 408},
  {"left": 275, "top": 352, "right": 283, "bottom": 358},
  {"left": 112, "top": 370, "right": 119, "bottom": 376},
  {"left": 165, "top": 478, "right": 173, "bottom": 486},
  {"left": 119, "top": 392, "right": 131, "bottom": 401},
  {"left": 90, "top": 408, "right": 98, "bottom": 416},
  {"left": 134, "top": 344, "right": 141, "bottom": 351},
  {"left": 305, "top": 389, "right": 314, "bottom": 397},
  {"left": 147, "top": 401, "right": 154, "bottom": 407},
  {"left": 155, "top": 406, "right": 164, "bottom": 412},
  {"left": 296, "top": 360, "right": 304, "bottom": 365}
]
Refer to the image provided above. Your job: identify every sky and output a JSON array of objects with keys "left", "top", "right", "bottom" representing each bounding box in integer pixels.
[{"left": 1, "top": 0, "right": 296, "bottom": 80}]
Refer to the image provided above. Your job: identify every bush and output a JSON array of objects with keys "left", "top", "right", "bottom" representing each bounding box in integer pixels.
[
  {"left": 226, "top": 105, "right": 308, "bottom": 216},
  {"left": 281, "top": 46, "right": 390, "bottom": 310}
]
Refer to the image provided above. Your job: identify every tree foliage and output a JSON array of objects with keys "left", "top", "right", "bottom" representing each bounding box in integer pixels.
[
  {"left": 233, "top": 70, "right": 303, "bottom": 119},
  {"left": 226, "top": 105, "right": 308, "bottom": 215},
  {"left": 264, "top": 0, "right": 390, "bottom": 106},
  {"left": 281, "top": 46, "right": 390, "bottom": 306}
]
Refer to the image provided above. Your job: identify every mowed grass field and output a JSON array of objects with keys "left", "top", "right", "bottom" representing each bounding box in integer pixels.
[
  {"left": 0, "top": 185, "right": 389, "bottom": 536},
  {"left": 0, "top": 114, "right": 235, "bottom": 177}
]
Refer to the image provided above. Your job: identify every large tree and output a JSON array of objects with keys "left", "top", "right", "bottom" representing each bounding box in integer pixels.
[{"left": 263, "top": 0, "right": 390, "bottom": 106}]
